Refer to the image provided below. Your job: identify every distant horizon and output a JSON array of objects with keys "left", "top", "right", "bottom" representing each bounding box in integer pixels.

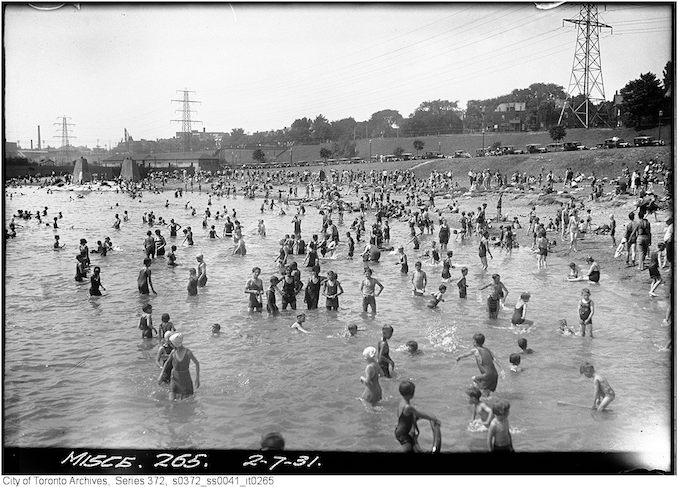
[{"left": 4, "top": 3, "right": 672, "bottom": 148}]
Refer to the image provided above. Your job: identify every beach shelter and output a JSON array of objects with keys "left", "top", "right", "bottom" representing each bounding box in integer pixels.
[
  {"left": 121, "top": 157, "right": 141, "bottom": 182},
  {"left": 72, "top": 157, "right": 91, "bottom": 184}
]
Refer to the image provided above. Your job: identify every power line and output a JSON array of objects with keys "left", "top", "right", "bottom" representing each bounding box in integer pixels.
[{"left": 53, "top": 116, "right": 76, "bottom": 163}]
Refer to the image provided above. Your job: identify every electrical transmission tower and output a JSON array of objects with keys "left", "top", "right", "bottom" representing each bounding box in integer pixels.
[
  {"left": 558, "top": 4, "right": 612, "bottom": 128},
  {"left": 53, "top": 116, "right": 76, "bottom": 164},
  {"left": 171, "top": 89, "right": 202, "bottom": 152}
]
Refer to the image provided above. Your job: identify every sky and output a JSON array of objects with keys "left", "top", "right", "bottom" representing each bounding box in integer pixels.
[{"left": 3, "top": 2, "right": 673, "bottom": 149}]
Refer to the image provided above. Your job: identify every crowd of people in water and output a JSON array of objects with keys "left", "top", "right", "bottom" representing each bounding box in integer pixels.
[{"left": 5, "top": 154, "right": 672, "bottom": 452}]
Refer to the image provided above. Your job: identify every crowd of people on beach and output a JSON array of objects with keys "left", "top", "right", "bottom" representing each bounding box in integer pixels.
[{"left": 5, "top": 154, "right": 673, "bottom": 452}]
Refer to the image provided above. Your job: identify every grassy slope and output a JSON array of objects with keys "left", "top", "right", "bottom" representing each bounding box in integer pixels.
[{"left": 306, "top": 146, "right": 670, "bottom": 181}]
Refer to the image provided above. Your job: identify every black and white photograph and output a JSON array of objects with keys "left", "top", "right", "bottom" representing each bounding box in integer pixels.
[{"left": 2, "top": 1, "right": 675, "bottom": 476}]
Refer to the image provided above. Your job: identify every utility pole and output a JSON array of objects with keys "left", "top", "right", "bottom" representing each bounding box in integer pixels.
[
  {"left": 558, "top": 4, "right": 613, "bottom": 128},
  {"left": 171, "top": 89, "right": 203, "bottom": 152},
  {"left": 53, "top": 116, "right": 76, "bottom": 164}
]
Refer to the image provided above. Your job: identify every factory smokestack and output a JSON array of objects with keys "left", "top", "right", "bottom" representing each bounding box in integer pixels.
[{"left": 37, "top": 125, "right": 41, "bottom": 149}]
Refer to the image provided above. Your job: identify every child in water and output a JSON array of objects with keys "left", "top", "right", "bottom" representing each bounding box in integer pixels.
[
  {"left": 290, "top": 313, "right": 309, "bottom": 333},
  {"left": 360, "top": 346, "right": 382, "bottom": 406},
  {"left": 377, "top": 325, "right": 395, "bottom": 378},
  {"left": 187, "top": 268, "right": 198, "bottom": 296},
  {"left": 466, "top": 386, "right": 493, "bottom": 427},
  {"left": 457, "top": 267, "right": 468, "bottom": 298},
  {"left": 427, "top": 284, "right": 447, "bottom": 309},
  {"left": 211, "top": 323, "right": 221, "bottom": 335},
  {"left": 557, "top": 319, "right": 575, "bottom": 336},
  {"left": 159, "top": 313, "right": 176, "bottom": 339},
  {"left": 509, "top": 353, "right": 522, "bottom": 373},
  {"left": 406, "top": 340, "right": 422, "bottom": 355},
  {"left": 394, "top": 380, "right": 441, "bottom": 452},
  {"left": 266, "top": 276, "right": 281, "bottom": 315},
  {"left": 487, "top": 399, "right": 514, "bottom": 452},
  {"left": 138, "top": 304, "right": 157, "bottom": 339},
  {"left": 517, "top": 338, "right": 534, "bottom": 354},
  {"left": 167, "top": 245, "right": 178, "bottom": 266},
  {"left": 345, "top": 323, "right": 366, "bottom": 337},
  {"left": 580, "top": 362, "right": 615, "bottom": 412},
  {"left": 578, "top": 288, "right": 595, "bottom": 338}
]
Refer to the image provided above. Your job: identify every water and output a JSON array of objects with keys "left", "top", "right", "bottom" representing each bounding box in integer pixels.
[{"left": 3, "top": 184, "right": 671, "bottom": 461}]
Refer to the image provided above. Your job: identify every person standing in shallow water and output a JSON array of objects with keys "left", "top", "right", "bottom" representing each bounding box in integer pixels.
[
  {"left": 138, "top": 258, "right": 157, "bottom": 295},
  {"left": 89, "top": 266, "right": 106, "bottom": 296},
  {"left": 360, "top": 346, "right": 382, "bottom": 406},
  {"left": 456, "top": 333, "right": 500, "bottom": 396},
  {"left": 196, "top": 254, "right": 207, "bottom": 287},
  {"left": 158, "top": 333, "right": 200, "bottom": 400}
]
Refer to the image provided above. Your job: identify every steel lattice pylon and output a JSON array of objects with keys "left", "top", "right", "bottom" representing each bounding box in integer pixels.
[
  {"left": 558, "top": 4, "right": 612, "bottom": 128},
  {"left": 171, "top": 89, "right": 202, "bottom": 152},
  {"left": 53, "top": 116, "right": 76, "bottom": 164}
]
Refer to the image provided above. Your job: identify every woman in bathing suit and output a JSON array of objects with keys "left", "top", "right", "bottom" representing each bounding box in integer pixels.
[
  {"left": 511, "top": 293, "right": 530, "bottom": 325},
  {"left": 158, "top": 333, "right": 200, "bottom": 401}
]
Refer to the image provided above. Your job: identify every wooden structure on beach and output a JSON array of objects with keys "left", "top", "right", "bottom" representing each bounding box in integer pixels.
[
  {"left": 120, "top": 157, "right": 141, "bottom": 182},
  {"left": 72, "top": 157, "right": 91, "bottom": 183}
]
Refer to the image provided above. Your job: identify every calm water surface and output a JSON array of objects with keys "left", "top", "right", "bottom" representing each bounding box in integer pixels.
[{"left": 3, "top": 184, "right": 671, "bottom": 461}]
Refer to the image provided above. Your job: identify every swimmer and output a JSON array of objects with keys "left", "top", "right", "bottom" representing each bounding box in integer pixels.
[
  {"left": 509, "top": 353, "right": 522, "bottom": 373},
  {"left": 456, "top": 333, "right": 500, "bottom": 396},
  {"left": 394, "top": 380, "right": 441, "bottom": 453},
  {"left": 260, "top": 432, "right": 285, "bottom": 451},
  {"left": 156, "top": 331, "right": 174, "bottom": 383},
  {"left": 377, "top": 325, "right": 395, "bottom": 378},
  {"left": 466, "top": 386, "right": 493, "bottom": 427},
  {"left": 396, "top": 246, "right": 409, "bottom": 274},
  {"left": 427, "top": 284, "right": 447, "bottom": 309},
  {"left": 406, "top": 340, "right": 422, "bottom": 355},
  {"left": 167, "top": 245, "right": 178, "bottom": 266},
  {"left": 159, "top": 313, "right": 176, "bottom": 339},
  {"left": 212, "top": 323, "right": 221, "bottom": 335},
  {"left": 290, "top": 313, "right": 309, "bottom": 334},
  {"left": 510, "top": 293, "right": 532, "bottom": 326},
  {"left": 557, "top": 319, "right": 575, "bottom": 336},
  {"left": 359, "top": 267, "right": 383, "bottom": 314},
  {"left": 196, "top": 254, "right": 207, "bottom": 287},
  {"left": 578, "top": 288, "right": 594, "bottom": 338},
  {"left": 487, "top": 400, "right": 514, "bottom": 452},
  {"left": 187, "top": 268, "right": 198, "bottom": 296},
  {"left": 411, "top": 261, "right": 427, "bottom": 296},
  {"left": 53, "top": 235, "right": 65, "bottom": 249},
  {"left": 346, "top": 324, "right": 367, "bottom": 337},
  {"left": 89, "top": 266, "right": 106, "bottom": 296},
  {"left": 360, "top": 346, "right": 382, "bottom": 406},
  {"left": 137, "top": 258, "right": 157, "bottom": 295},
  {"left": 580, "top": 362, "right": 615, "bottom": 412},
  {"left": 258, "top": 219, "right": 266, "bottom": 237},
  {"left": 457, "top": 267, "right": 468, "bottom": 299},
  {"left": 648, "top": 242, "right": 664, "bottom": 296},
  {"left": 138, "top": 304, "right": 157, "bottom": 339},
  {"left": 517, "top": 338, "right": 534, "bottom": 354},
  {"left": 245, "top": 267, "right": 264, "bottom": 312},
  {"left": 266, "top": 276, "right": 281, "bottom": 315}
]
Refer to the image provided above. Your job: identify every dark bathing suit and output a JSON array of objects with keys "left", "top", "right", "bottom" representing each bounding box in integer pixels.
[
  {"left": 170, "top": 350, "right": 194, "bottom": 399},
  {"left": 474, "top": 346, "right": 498, "bottom": 392},
  {"left": 394, "top": 406, "right": 419, "bottom": 446}
]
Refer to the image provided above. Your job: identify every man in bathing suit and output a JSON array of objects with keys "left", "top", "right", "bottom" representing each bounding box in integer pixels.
[{"left": 359, "top": 267, "right": 383, "bottom": 314}]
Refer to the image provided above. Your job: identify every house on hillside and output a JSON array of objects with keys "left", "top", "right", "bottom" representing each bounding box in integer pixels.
[{"left": 488, "top": 102, "right": 528, "bottom": 132}]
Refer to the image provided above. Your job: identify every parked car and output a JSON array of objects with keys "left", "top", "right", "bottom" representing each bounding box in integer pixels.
[
  {"left": 526, "top": 144, "right": 547, "bottom": 154},
  {"left": 475, "top": 148, "right": 488, "bottom": 157},
  {"left": 603, "top": 137, "right": 630, "bottom": 149},
  {"left": 454, "top": 150, "right": 472, "bottom": 158},
  {"left": 547, "top": 143, "right": 564, "bottom": 152},
  {"left": 563, "top": 141, "right": 587, "bottom": 151},
  {"left": 424, "top": 151, "right": 444, "bottom": 159},
  {"left": 634, "top": 135, "right": 665, "bottom": 146}
]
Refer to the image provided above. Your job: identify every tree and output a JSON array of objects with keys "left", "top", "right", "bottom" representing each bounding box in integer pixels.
[
  {"left": 393, "top": 146, "right": 404, "bottom": 158},
  {"left": 289, "top": 117, "right": 312, "bottom": 144},
  {"left": 311, "top": 114, "right": 332, "bottom": 143},
  {"left": 405, "top": 99, "right": 463, "bottom": 136},
  {"left": 620, "top": 72, "right": 665, "bottom": 129},
  {"left": 549, "top": 125, "right": 567, "bottom": 142},
  {"left": 413, "top": 139, "right": 424, "bottom": 156},
  {"left": 252, "top": 148, "right": 266, "bottom": 164},
  {"left": 319, "top": 147, "right": 332, "bottom": 161},
  {"left": 367, "top": 109, "right": 403, "bottom": 138}
]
